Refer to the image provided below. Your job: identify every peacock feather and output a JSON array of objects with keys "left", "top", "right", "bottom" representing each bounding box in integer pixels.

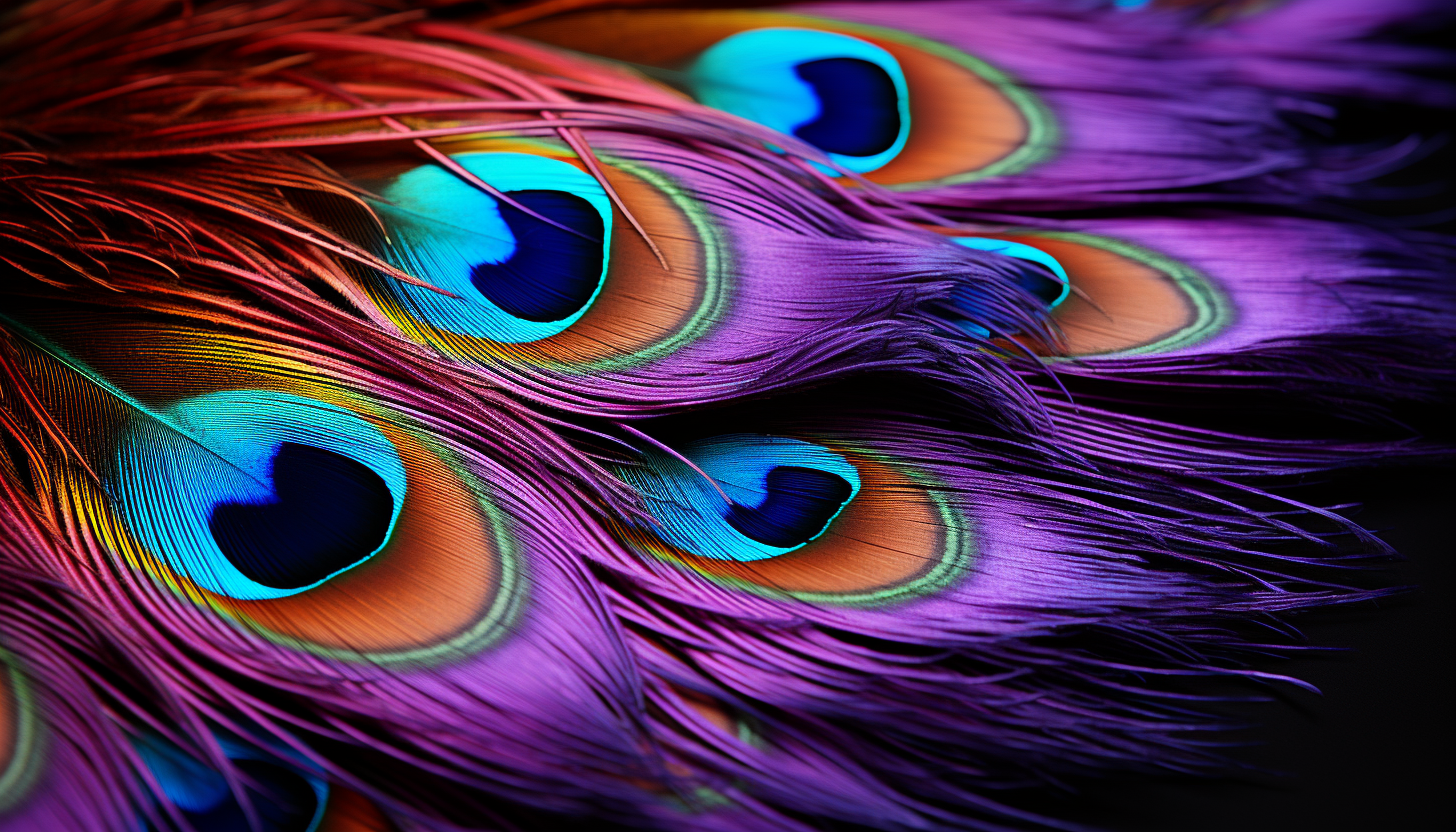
[{"left": 0, "top": 1, "right": 1451, "bottom": 830}]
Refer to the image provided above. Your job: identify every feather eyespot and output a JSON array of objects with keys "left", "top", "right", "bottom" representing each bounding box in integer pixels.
[
  {"left": 613, "top": 435, "right": 972, "bottom": 604},
  {"left": 115, "top": 391, "right": 407, "bottom": 601},
  {"left": 687, "top": 28, "right": 911, "bottom": 174},
  {"left": 930, "top": 230, "right": 1228, "bottom": 355},
  {"left": 617, "top": 435, "right": 862, "bottom": 562},
  {"left": 951, "top": 231, "right": 1229, "bottom": 357},
  {"left": 0, "top": 321, "right": 521, "bottom": 662},
  {"left": 108, "top": 388, "right": 519, "bottom": 660},
  {"left": 323, "top": 147, "right": 722, "bottom": 369},
  {"left": 507, "top": 9, "right": 1051, "bottom": 187},
  {"left": 209, "top": 420, "right": 521, "bottom": 662},
  {"left": 372, "top": 153, "right": 612, "bottom": 344}
]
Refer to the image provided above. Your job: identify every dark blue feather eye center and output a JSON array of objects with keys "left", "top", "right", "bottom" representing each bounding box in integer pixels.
[
  {"left": 1012, "top": 263, "right": 1065, "bottom": 306},
  {"left": 470, "top": 189, "right": 605, "bottom": 323},
  {"left": 791, "top": 58, "right": 901, "bottom": 158},
  {"left": 170, "top": 760, "right": 319, "bottom": 832},
  {"left": 725, "top": 465, "right": 854, "bottom": 548},
  {"left": 208, "top": 443, "right": 393, "bottom": 590}
]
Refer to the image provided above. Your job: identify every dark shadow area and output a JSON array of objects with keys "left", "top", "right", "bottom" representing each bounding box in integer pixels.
[{"left": 1017, "top": 463, "right": 1453, "bottom": 831}]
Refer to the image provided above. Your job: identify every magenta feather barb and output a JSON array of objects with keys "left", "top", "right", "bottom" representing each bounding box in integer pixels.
[{"left": 0, "top": 1, "right": 1451, "bottom": 830}]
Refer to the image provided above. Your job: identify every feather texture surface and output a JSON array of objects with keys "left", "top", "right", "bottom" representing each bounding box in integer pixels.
[{"left": 0, "top": 1, "right": 1451, "bottom": 830}]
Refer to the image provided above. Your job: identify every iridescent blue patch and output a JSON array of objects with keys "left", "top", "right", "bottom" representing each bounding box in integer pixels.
[
  {"left": 618, "top": 435, "right": 862, "bottom": 562},
  {"left": 688, "top": 28, "right": 911, "bottom": 174},
  {"left": 115, "top": 391, "right": 407, "bottom": 600},
  {"left": 379, "top": 152, "right": 612, "bottom": 343}
]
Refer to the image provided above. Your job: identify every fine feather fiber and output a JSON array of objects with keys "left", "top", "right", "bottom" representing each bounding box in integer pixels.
[{"left": 0, "top": 1, "right": 1451, "bottom": 831}]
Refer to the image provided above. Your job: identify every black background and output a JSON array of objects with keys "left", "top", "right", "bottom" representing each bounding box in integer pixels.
[{"left": 1035, "top": 465, "right": 1455, "bottom": 831}]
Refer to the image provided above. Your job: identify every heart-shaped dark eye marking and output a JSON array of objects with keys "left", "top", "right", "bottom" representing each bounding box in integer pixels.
[
  {"left": 469, "top": 189, "right": 606, "bottom": 324},
  {"left": 792, "top": 58, "right": 903, "bottom": 158},
  {"left": 725, "top": 465, "right": 856, "bottom": 548},
  {"left": 209, "top": 443, "right": 393, "bottom": 590}
]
